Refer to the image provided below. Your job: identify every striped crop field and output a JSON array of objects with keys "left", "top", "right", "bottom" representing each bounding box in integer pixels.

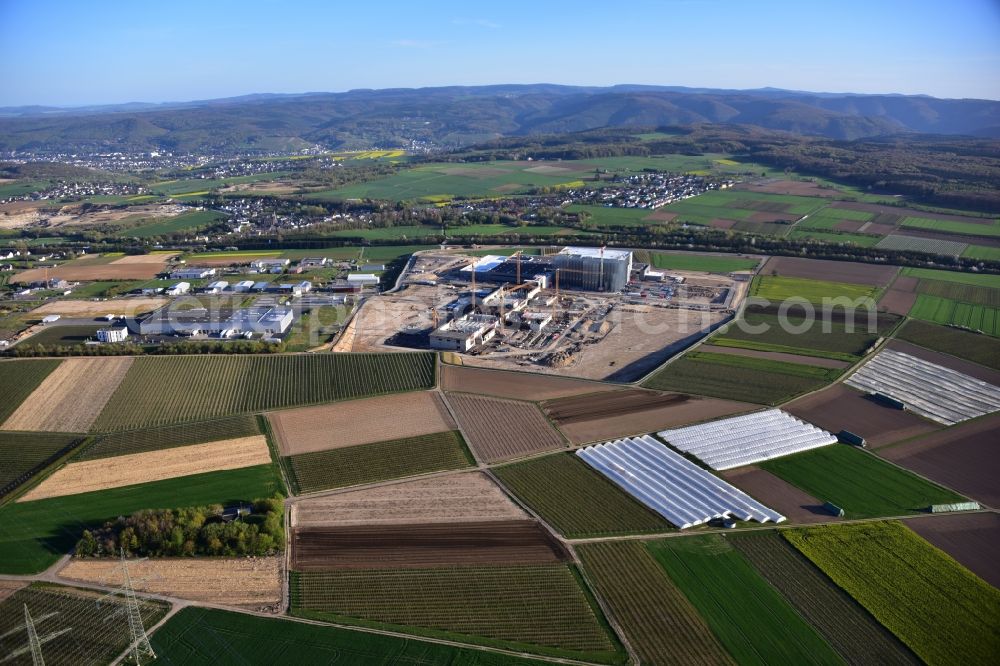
[
  {"left": 91, "top": 352, "right": 436, "bottom": 431},
  {"left": 784, "top": 521, "right": 1000, "bottom": 666},
  {"left": 0, "top": 359, "right": 61, "bottom": 424},
  {"left": 0, "top": 431, "right": 83, "bottom": 497},
  {"left": 76, "top": 414, "right": 261, "bottom": 460}
]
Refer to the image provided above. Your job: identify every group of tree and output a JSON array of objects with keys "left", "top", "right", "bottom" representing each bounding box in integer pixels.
[{"left": 75, "top": 495, "right": 285, "bottom": 558}]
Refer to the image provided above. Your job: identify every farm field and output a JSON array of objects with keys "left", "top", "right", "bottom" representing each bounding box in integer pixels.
[
  {"left": 784, "top": 383, "right": 941, "bottom": 447},
  {"left": 645, "top": 250, "right": 760, "bottom": 273},
  {"left": 445, "top": 393, "right": 565, "bottom": 462},
  {"left": 150, "top": 606, "right": 553, "bottom": 665},
  {"left": 327, "top": 223, "right": 579, "bottom": 241},
  {"left": 0, "top": 431, "right": 82, "bottom": 497},
  {"left": 908, "top": 293, "right": 1000, "bottom": 336},
  {"left": 900, "top": 215, "right": 1000, "bottom": 238},
  {"left": 915, "top": 277, "right": 1000, "bottom": 307},
  {"left": 730, "top": 531, "right": 919, "bottom": 665},
  {"left": 541, "top": 389, "right": 755, "bottom": 444},
  {"left": 886, "top": 339, "right": 1000, "bottom": 384},
  {"left": 18, "top": 323, "right": 103, "bottom": 347},
  {"left": 291, "top": 472, "right": 525, "bottom": 527},
  {"left": 2, "top": 357, "right": 133, "bottom": 432},
  {"left": 648, "top": 535, "right": 842, "bottom": 665},
  {"left": 963, "top": 244, "right": 1000, "bottom": 260},
  {"left": 92, "top": 352, "right": 436, "bottom": 430},
  {"left": 0, "top": 359, "right": 60, "bottom": 423},
  {"left": 900, "top": 266, "right": 1000, "bottom": 288},
  {"left": 877, "top": 413, "right": 1000, "bottom": 507},
  {"left": 29, "top": 295, "right": 168, "bottom": 317},
  {"left": 493, "top": 453, "right": 671, "bottom": 538},
  {"left": 116, "top": 209, "right": 226, "bottom": 238},
  {"left": 283, "top": 430, "right": 474, "bottom": 494},
  {"left": 0, "top": 583, "right": 169, "bottom": 666},
  {"left": 876, "top": 233, "right": 969, "bottom": 256},
  {"left": 18, "top": 435, "right": 271, "bottom": 502},
  {"left": 762, "top": 256, "right": 898, "bottom": 286},
  {"left": 576, "top": 541, "right": 732, "bottom": 666},
  {"left": 761, "top": 444, "right": 964, "bottom": 518},
  {"left": 895, "top": 319, "right": 1000, "bottom": 370},
  {"left": 291, "top": 520, "right": 568, "bottom": 570},
  {"left": 268, "top": 390, "right": 454, "bottom": 455},
  {"left": 12, "top": 252, "right": 174, "bottom": 282},
  {"left": 643, "top": 352, "right": 837, "bottom": 404},
  {"left": 441, "top": 364, "right": 621, "bottom": 401},
  {"left": 905, "top": 513, "right": 1000, "bottom": 589},
  {"left": 663, "top": 190, "right": 827, "bottom": 228},
  {"left": 720, "top": 467, "right": 832, "bottom": 524},
  {"left": 751, "top": 275, "right": 878, "bottom": 305},
  {"left": 59, "top": 556, "right": 282, "bottom": 608},
  {"left": 0, "top": 464, "right": 283, "bottom": 574},
  {"left": 788, "top": 228, "right": 881, "bottom": 246},
  {"left": 565, "top": 204, "right": 658, "bottom": 227},
  {"left": 698, "top": 343, "right": 850, "bottom": 368},
  {"left": 76, "top": 414, "right": 261, "bottom": 460},
  {"left": 291, "top": 565, "right": 621, "bottom": 662},
  {"left": 785, "top": 521, "right": 1000, "bottom": 665}
]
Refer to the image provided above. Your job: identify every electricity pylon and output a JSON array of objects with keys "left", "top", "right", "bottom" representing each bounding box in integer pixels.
[{"left": 97, "top": 548, "right": 155, "bottom": 665}]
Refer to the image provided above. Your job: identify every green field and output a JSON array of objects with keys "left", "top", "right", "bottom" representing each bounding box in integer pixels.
[
  {"left": 895, "top": 319, "right": 1000, "bottom": 370},
  {"left": 788, "top": 229, "right": 881, "bottom": 246},
  {"left": 150, "top": 607, "right": 554, "bottom": 665},
  {"left": 0, "top": 432, "right": 82, "bottom": 495},
  {"left": 0, "top": 464, "right": 283, "bottom": 574},
  {"left": 647, "top": 535, "right": 842, "bottom": 665},
  {"left": 644, "top": 352, "right": 837, "bottom": 404},
  {"left": 900, "top": 216, "right": 1000, "bottom": 238},
  {"left": 761, "top": 444, "right": 964, "bottom": 519},
  {"left": 962, "top": 244, "right": 1000, "bottom": 261},
  {"left": 21, "top": 324, "right": 103, "bottom": 347},
  {"left": 0, "top": 359, "right": 61, "bottom": 423},
  {"left": 118, "top": 210, "right": 227, "bottom": 238},
  {"left": 493, "top": 453, "right": 671, "bottom": 538},
  {"left": 576, "top": 541, "right": 732, "bottom": 665},
  {"left": 730, "top": 532, "right": 919, "bottom": 666},
  {"left": 644, "top": 250, "right": 760, "bottom": 273},
  {"left": 291, "top": 566, "right": 622, "bottom": 663},
  {"left": 92, "top": 352, "right": 436, "bottom": 431},
  {"left": 752, "top": 275, "right": 878, "bottom": 305},
  {"left": 900, "top": 267, "right": 1000, "bottom": 288},
  {"left": 0, "top": 583, "right": 169, "bottom": 666},
  {"left": 909, "top": 294, "right": 1000, "bottom": 336},
  {"left": 785, "top": 521, "right": 1000, "bottom": 666},
  {"left": 565, "top": 204, "right": 658, "bottom": 227},
  {"left": 150, "top": 172, "right": 290, "bottom": 197},
  {"left": 915, "top": 278, "right": 1000, "bottom": 307},
  {"left": 663, "top": 190, "right": 828, "bottom": 228},
  {"left": 283, "top": 430, "right": 474, "bottom": 494},
  {"left": 77, "top": 414, "right": 261, "bottom": 461},
  {"left": 327, "top": 224, "right": 578, "bottom": 240}
]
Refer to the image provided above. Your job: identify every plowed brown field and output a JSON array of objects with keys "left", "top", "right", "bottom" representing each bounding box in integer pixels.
[
  {"left": 292, "top": 520, "right": 569, "bottom": 570},
  {"left": 13, "top": 254, "right": 173, "bottom": 282},
  {"left": 721, "top": 467, "right": 834, "bottom": 524},
  {"left": 763, "top": 256, "right": 899, "bottom": 286},
  {"left": 2, "top": 357, "right": 132, "bottom": 432},
  {"left": 445, "top": 393, "right": 564, "bottom": 462},
  {"left": 18, "top": 436, "right": 271, "bottom": 501},
  {"left": 543, "top": 389, "right": 756, "bottom": 444},
  {"left": 906, "top": 513, "right": 1000, "bottom": 589},
  {"left": 269, "top": 391, "right": 455, "bottom": 455},
  {"left": 31, "top": 297, "right": 168, "bottom": 317},
  {"left": 59, "top": 557, "right": 281, "bottom": 608},
  {"left": 441, "top": 365, "right": 620, "bottom": 401},
  {"left": 291, "top": 472, "right": 525, "bottom": 527}
]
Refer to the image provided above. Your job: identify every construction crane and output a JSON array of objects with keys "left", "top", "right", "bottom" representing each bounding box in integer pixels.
[{"left": 469, "top": 260, "right": 477, "bottom": 313}]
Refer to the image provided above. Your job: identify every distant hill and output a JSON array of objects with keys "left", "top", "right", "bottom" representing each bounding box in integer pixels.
[{"left": 1, "top": 84, "right": 998, "bottom": 153}]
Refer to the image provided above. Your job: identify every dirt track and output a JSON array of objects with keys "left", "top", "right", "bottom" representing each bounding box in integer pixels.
[
  {"left": 269, "top": 391, "right": 455, "bottom": 455},
  {"left": 878, "top": 414, "right": 1000, "bottom": 507},
  {"left": 905, "top": 513, "right": 1000, "bottom": 589},
  {"left": 784, "top": 384, "right": 940, "bottom": 448},
  {"left": 441, "top": 365, "right": 621, "bottom": 401},
  {"left": 721, "top": 467, "right": 835, "bottom": 524},
  {"left": 2, "top": 357, "right": 132, "bottom": 432},
  {"left": 18, "top": 435, "right": 271, "bottom": 501},
  {"left": 291, "top": 472, "right": 526, "bottom": 527},
  {"left": 292, "top": 520, "right": 569, "bottom": 570},
  {"left": 59, "top": 557, "right": 282, "bottom": 608},
  {"left": 764, "top": 256, "right": 899, "bottom": 286},
  {"left": 445, "top": 393, "right": 565, "bottom": 462}
]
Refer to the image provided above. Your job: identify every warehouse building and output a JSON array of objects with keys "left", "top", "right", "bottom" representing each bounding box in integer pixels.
[
  {"left": 171, "top": 267, "right": 216, "bottom": 280},
  {"left": 553, "top": 247, "right": 633, "bottom": 292},
  {"left": 165, "top": 281, "right": 191, "bottom": 296},
  {"left": 429, "top": 314, "right": 499, "bottom": 352},
  {"left": 138, "top": 304, "right": 294, "bottom": 336},
  {"left": 97, "top": 327, "right": 129, "bottom": 343}
]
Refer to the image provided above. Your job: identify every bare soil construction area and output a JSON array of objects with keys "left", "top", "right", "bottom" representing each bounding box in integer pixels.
[
  {"left": 269, "top": 391, "right": 455, "bottom": 456},
  {"left": 336, "top": 284, "right": 446, "bottom": 352},
  {"left": 905, "top": 513, "right": 1000, "bottom": 589},
  {"left": 18, "top": 435, "right": 271, "bottom": 501},
  {"left": 292, "top": 520, "right": 569, "bottom": 570},
  {"left": 543, "top": 389, "right": 756, "bottom": 445},
  {"left": 291, "top": 472, "right": 526, "bottom": 527},
  {"left": 31, "top": 297, "right": 168, "bottom": 318},
  {"left": 45, "top": 203, "right": 186, "bottom": 228},
  {"left": 784, "top": 384, "right": 940, "bottom": 448},
  {"left": 699, "top": 344, "right": 850, "bottom": 369},
  {"left": 444, "top": 393, "right": 565, "bottom": 462},
  {"left": 59, "top": 557, "right": 282, "bottom": 609},
  {"left": 878, "top": 414, "right": 1000, "bottom": 507},
  {"left": 721, "top": 467, "right": 835, "bottom": 524},
  {"left": 14, "top": 253, "right": 174, "bottom": 283},
  {"left": 763, "top": 256, "right": 899, "bottom": 286},
  {"left": 441, "top": 365, "right": 621, "bottom": 401},
  {"left": 2, "top": 357, "right": 132, "bottom": 432}
]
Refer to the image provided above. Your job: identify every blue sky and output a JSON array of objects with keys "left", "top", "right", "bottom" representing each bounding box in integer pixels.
[{"left": 1, "top": 0, "right": 998, "bottom": 106}]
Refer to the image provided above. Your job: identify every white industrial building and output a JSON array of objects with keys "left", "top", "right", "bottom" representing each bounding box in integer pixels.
[
  {"left": 205, "top": 280, "right": 229, "bottom": 294},
  {"left": 97, "top": 327, "right": 129, "bottom": 343},
  {"left": 166, "top": 281, "right": 191, "bottom": 296},
  {"left": 429, "top": 314, "right": 499, "bottom": 351},
  {"left": 138, "top": 305, "right": 294, "bottom": 336},
  {"left": 553, "top": 247, "right": 633, "bottom": 292},
  {"left": 250, "top": 258, "right": 290, "bottom": 273},
  {"left": 171, "top": 267, "right": 216, "bottom": 280},
  {"left": 232, "top": 280, "right": 256, "bottom": 292},
  {"left": 347, "top": 273, "right": 380, "bottom": 287}
]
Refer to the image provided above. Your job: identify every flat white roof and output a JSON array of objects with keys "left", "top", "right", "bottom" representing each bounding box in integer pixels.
[
  {"left": 460, "top": 255, "right": 507, "bottom": 273},
  {"left": 559, "top": 246, "right": 632, "bottom": 261},
  {"left": 347, "top": 273, "right": 379, "bottom": 281}
]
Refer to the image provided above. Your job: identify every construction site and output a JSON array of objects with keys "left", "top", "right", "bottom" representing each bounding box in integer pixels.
[{"left": 339, "top": 247, "right": 748, "bottom": 381}]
